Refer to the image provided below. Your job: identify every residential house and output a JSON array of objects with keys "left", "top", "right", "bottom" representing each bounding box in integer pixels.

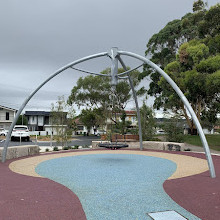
[
  {"left": 214, "top": 125, "right": 220, "bottom": 134},
  {"left": 74, "top": 110, "right": 138, "bottom": 135},
  {"left": 106, "top": 110, "right": 137, "bottom": 129},
  {"left": 0, "top": 105, "right": 17, "bottom": 130},
  {"left": 156, "top": 117, "right": 216, "bottom": 135},
  {"left": 25, "top": 111, "right": 67, "bottom": 136},
  {"left": 74, "top": 118, "right": 89, "bottom": 135}
]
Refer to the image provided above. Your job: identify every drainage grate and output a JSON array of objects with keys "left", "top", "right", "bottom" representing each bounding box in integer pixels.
[{"left": 147, "top": 210, "right": 188, "bottom": 220}]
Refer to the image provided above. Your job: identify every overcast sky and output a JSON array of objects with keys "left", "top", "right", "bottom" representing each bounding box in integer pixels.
[{"left": 0, "top": 0, "right": 219, "bottom": 116}]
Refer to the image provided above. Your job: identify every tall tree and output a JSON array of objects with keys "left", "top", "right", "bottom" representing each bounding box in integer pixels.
[
  {"left": 157, "top": 40, "right": 219, "bottom": 133},
  {"left": 142, "top": 2, "right": 220, "bottom": 133},
  {"left": 139, "top": 102, "right": 155, "bottom": 141},
  {"left": 79, "top": 108, "right": 104, "bottom": 135},
  {"left": 193, "top": 0, "right": 206, "bottom": 12},
  {"left": 68, "top": 68, "right": 143, "bottom": 125},
  {"left": 16, "top": 114, "right": 28, "bottom": 125},
  {"left": 51, "top": 96, "right": 75, "bottom": 147},
  {"left": 114, "top": 111, "right": 132, "bottom": 135}
]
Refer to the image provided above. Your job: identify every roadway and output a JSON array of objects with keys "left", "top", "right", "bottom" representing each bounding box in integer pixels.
[{"left": 0, "top": 135, "right": 100, "bottom": 148}]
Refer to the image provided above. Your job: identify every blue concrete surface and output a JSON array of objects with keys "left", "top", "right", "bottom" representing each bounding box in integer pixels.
[{"left": 36, "top": 154, "right": 200, "bottom": 220}]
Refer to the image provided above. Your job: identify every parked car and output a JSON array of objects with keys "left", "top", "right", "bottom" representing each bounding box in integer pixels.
[
  {"left": 156, "top": 129, "right": 166, "bottom": 135},
  {"left": 0, "top": 128, "right": 8, "bottom": 136},
  {"left": 11, "top": 125, "right": 30, "bottom": 141},
  {"left": 95, "top": 130, "right": 106, "bottom": 136}
]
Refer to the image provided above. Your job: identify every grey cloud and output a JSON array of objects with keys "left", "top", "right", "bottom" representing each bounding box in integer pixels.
[{"left": 0, "top": 0, "right": 219, "bottom": 114}]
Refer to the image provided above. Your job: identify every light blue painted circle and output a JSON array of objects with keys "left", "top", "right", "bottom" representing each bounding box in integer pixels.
[{"left": 36, "top": 154, "right": 200, "bottom": 220}]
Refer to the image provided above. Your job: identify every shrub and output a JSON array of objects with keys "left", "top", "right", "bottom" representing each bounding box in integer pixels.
[
  {"left": 71, "top": 145, "right": 79, "bottom": 149},
  {"left": 149, "top": 137, "right": 161, "bottom": 141},
  {"left": 82, "top": 145, "right": 89, "bottom": 148},
  {"left": 53, "top": 146, "right": 59, "bottom": 151},
  {"left": 164, "top": 117, "right": 184, "bottom": 143}
]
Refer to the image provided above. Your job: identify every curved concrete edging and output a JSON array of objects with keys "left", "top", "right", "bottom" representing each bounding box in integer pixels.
[{"left": 9, "top": 150, "right": 208, "bottom": 180}]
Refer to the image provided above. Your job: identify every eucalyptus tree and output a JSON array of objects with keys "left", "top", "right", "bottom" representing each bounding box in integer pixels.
[
  {"left": 142, "top": 1, "right": 220, "bottom": 133},
  {"left": 68, "top": 68, "right": 143, "bottom": 126}
]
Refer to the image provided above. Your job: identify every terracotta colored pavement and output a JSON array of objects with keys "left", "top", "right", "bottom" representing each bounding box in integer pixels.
[
  {"left": 164, "top": 152, "right": 220, "bottom": 220},
  {"left": 1, "top": 150, "right": 220, "bottom": 220},
  {"left": 0, "top": 158, "right": 86, "bottom": 220}
]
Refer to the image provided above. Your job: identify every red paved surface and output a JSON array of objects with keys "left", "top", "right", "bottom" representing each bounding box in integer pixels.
[
  {"left": 164, "top": 152, "right": 220, "bottom": 220},
  {"left": 0, "top": 149, "right": 219, "bottom": 220},
  {"left": 0, "top": 158, "right": 86, "bottom": 220}
]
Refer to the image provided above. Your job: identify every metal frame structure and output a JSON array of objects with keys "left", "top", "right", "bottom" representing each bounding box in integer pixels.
[{"left": 1, "top": 48, "right": 216, "bottom": 178}]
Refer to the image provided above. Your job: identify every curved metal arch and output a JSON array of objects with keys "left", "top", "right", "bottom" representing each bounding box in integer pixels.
[
  {"left": 1, "top": 48, "right": 216, "bottom": 179},
  {"left": 117, "top": 55, "right": 143, "bottom": 151},
  {"left": 1, "top": 51, "right": 109, "bottom": 163},
  {"left": 70, "top": 66, "right": 111, "bottom": 77},
  {"left": 117, "top": 63, "right": 144, "bottom": 76},
  {"left": 70, "top": 63, "right": 144, "bottom": 78},
  {"left": 118, "top": 50, "right": 216, "bottom": 178}
]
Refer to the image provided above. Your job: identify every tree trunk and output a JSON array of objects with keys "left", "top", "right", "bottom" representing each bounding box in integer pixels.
[{"left": 182, "top": 105, "right": 197, "bottom": 135}]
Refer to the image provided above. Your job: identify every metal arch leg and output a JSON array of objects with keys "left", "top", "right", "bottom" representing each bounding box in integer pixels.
[
  {"left": 118, "top": 56, "right": 143, "bottom": 151},
  {"left": 118, "top": 50, "right": 216, "bottom": 178},
  {"left": 1, "top": 52, "right": 108, "bottom": 163},
  {"left": 2, "top": 48, "right": 216, "bottom": 179}
]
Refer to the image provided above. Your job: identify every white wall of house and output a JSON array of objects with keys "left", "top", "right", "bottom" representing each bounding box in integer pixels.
[
  {"left": 105, "top": 115, "right": 137, "bottom": 126},
  {"left": 184, "top": 128, "right": 214, "bottom": 135},
  {"left": 75, "top": 125, "right": 93, "bottom": 135},
  {"left": 29, "top": 125, "right": 67, "bottom": 136},
  {"left": 28, "top": 116, "right": 37, "bottom": 125},
  {"left": 38, "top": 116, "right": 44, "bottom": 126},
  {"left": 29, "top": 131, "right": 48, "bottom": 136},
  {"left": 203, "top": 128, "right": 214, "bottom": 134},
  {"left": 0, "top": 106, "right": 16, "bottom": 129}
]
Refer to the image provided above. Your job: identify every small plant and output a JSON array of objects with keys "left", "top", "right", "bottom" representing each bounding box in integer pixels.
[
  {"left": 45, "top": 148, "right": 49, "bottom": 152},
  {"left": 63, "top": 146, "right": 69, "bottom": 150},
  {"left": 73, "top": 145, "right": 79, "bottom": 149},
  {"left": 53, "top": 146, "right": 59, "bottom": 151},
  {"left": 82, "top": 145, "right": 89, "bottom": 148}
]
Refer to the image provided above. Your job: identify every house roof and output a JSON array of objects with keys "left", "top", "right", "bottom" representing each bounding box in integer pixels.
[
  {"left": 74, "top": 117, "right": 83, "bottom": 125},
  {"left": 25, "top": 111, "right": 51, "bottom": 116},
  {"left": 115, "top": 110, "right": 136, "bottom": 116},
  {"left": 125, "top": 110, "right": 136, "bottom": 115},
  {"left": 0, "top": 105, "right": 17, "bottom": 112}
]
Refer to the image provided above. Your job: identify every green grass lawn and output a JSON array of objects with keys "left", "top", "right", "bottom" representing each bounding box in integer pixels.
[{"left": 183, "top": 134, "right": 220, "bottom": 151}]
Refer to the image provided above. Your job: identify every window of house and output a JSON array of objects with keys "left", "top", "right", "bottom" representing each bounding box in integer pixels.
[
  {"left": 6, "top": 112, "right": 9, "bottom": 120},
  {"left": 77, "top": 125, "right": 84, "bottom": 130}
]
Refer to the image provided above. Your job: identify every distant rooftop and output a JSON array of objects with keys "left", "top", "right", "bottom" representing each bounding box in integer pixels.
[
  {"left": 25, "top": 111, "right": 51, "bottom": 116},
  {"left": 0, "top": 105, "right": 17, "bottom": 111}
]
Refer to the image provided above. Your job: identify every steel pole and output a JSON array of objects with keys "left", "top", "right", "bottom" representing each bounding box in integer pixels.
[
  {"left": 109, "top": 47, "right": 119, "bottom": 88},
  {"left": 119, "top": 50, "right": 216, "bottom": 178},
  {"left": 118, "top": 56, "right": 143, "bottom": 150},
  {"left": 2, "top": 52, "right": 108, "bottom": 163}
]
